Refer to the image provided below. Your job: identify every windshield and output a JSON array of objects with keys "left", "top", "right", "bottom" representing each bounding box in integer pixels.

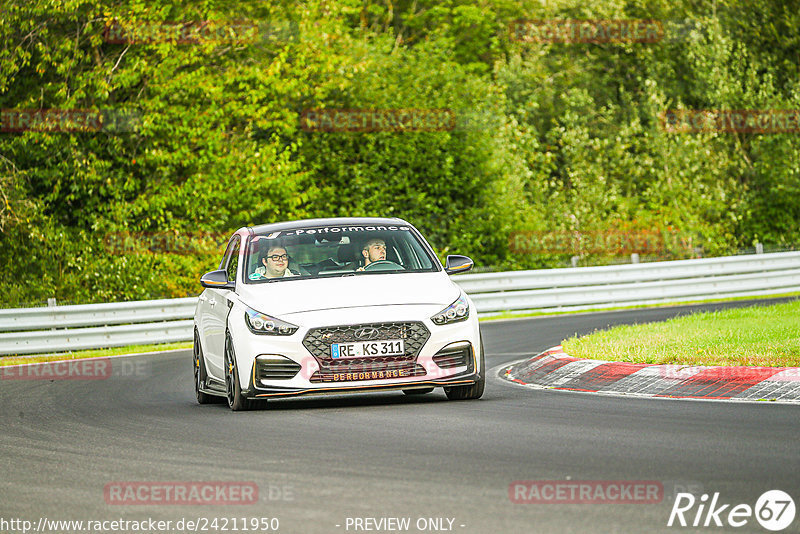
[{"left": 244, "top": 223, "right": 439, "bottom": 283}]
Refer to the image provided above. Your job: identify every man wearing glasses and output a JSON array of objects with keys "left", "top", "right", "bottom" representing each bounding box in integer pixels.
[{"left": 251, "top": 245, "right": 296, "bottom": 279}]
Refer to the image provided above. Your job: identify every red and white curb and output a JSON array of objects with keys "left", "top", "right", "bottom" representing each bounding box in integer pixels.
[{"left": 503, "top": 346, "right": 800, "bottom": 403}]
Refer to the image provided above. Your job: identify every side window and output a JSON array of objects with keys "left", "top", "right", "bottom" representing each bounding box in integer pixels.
[
  {"left": 396, "top": 238, "right": 419, "bottom": 269},
  {"left": 226, "top": 238, "right": 240, "bottom": 282},
  {"left": 221, "top": 235, "right": 241, "bottom": 283},
  {"left": 387, "top": 240, "right": 403, "bottom": 266},
  {"left": 220, "top": 236, "right": 236, "bottom": 270}
]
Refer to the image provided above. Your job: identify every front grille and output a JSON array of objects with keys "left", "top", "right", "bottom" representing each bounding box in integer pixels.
[
  {"left": 255, "top": 356, "right": 301, "bottom": 381},
  {"left": 432, "top": 342, "right": 473, "bottom": 369},
  {"left": 303, "top": 322, "right": 430, "bottom": 382}
]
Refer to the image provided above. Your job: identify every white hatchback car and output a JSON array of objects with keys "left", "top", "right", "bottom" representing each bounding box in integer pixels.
[{"left": 193, "top": 217, "right": 484, "bottom": 410}]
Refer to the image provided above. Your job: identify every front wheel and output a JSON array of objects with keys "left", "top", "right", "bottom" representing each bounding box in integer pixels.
[
  {"left": 444, "top": 339, "right": 485, "bottom": 400},
  {"left": 225, "top": 334, "right": 261, "bottom": 411}
]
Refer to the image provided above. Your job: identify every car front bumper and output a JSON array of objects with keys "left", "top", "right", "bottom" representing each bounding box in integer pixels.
[{"left": 230, "top": 304, "right": 482, "bottom": 399}]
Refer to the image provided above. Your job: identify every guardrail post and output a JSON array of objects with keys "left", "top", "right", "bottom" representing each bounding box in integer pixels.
[
  {"left": 47, "top": 298, "right": 57, "bottom": 331},
  {"left": 756, "top": 243, "right": 764, "bottom": 254},
  {"left": 631, "top": 253, "right": 640, "bottom": 264}
]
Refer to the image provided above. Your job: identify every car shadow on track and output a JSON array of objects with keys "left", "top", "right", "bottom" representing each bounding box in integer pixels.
[
  {"left": 186, "top": 388, "right": 509, "bottom": 412},
  {"left": 190, "top": 390, "right": 454, "bottom": 411}
]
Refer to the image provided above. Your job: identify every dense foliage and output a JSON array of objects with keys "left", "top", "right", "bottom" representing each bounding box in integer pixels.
[{"left": 1, "top": 0, "right": 799, "bottom": 306}]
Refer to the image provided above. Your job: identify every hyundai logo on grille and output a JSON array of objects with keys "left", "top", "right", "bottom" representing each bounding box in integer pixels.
[{"left": 354, "top": 327, "right": 380, "bottom": 340}]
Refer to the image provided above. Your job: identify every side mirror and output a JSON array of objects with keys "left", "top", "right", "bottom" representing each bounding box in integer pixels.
[
  {"left": 200, "top": 269, "right": 235, "bottom": 290},
  {"left": 445, "top": 255, "right": 474, "bottom": 274}
]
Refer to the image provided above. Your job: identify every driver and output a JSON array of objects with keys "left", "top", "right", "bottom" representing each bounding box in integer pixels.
[
  {"left": 356, "top": 238, "right": 386, "bottom": 271},
  {"left": 250, "top": 245, "right": 296, "bottom": 279}
]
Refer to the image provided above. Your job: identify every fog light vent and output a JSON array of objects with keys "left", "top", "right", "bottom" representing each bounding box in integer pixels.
[
  {"left": 432, "top": 342, "right": 472, "bottom": 369},
  {"left": 256, "top": 355, "right": 301, "bottom": 381}
]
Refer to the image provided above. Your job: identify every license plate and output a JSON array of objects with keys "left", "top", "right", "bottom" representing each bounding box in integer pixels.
[{"left": 331, "top": 339, "right": 405, "bottom": 358}]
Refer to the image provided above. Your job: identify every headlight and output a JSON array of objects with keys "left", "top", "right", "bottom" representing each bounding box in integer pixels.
[
  {"left": 245, "top": 308, "right": 299, "bottom": 336},
  {"left": 431, "top": 294, "right": 470, "bottom": 325}
]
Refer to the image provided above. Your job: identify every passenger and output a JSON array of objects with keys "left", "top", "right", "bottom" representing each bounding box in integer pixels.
[
  {"left": 356, "top": 238, "right": 386, "bottom": 271},
  {"left": 251, "top": 246, "right": 296, "bottom": 279}
]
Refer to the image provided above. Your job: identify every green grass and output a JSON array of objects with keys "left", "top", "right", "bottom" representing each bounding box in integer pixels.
[
  {"left": 0, "top": 341, "right": 192, "bottom": 367},
  {"left": 562, "top": 300, "right": 800, "bottom": 367}
]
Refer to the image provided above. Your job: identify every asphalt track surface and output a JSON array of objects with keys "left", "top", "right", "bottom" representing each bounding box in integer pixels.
[{"left": 1, "top": 299, "right": 798, "bottom": 534}]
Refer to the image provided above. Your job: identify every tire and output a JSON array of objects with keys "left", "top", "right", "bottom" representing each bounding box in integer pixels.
[
  {"left": 444, "top": 338, "right": 485, "bottom": 401},
  {"left": 225, "top": 333, "right": 261, "bottom": 411},
  {"left": 403, "top": 388, "right": 434, "bottom": 395},
  {"left": 193, "top": 331, "right": 217, "bottom": 405}
]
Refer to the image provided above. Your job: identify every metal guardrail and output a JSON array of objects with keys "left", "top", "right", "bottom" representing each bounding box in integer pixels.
[
  {"left": 0, "top": 297, "right": 197, "bottom": 332},
  {"left": 0, "top": 298, "right": 197, "bottom": 355},
  {"left": 1, "top": 251, "right": 798, "bottom": 355},
  {"left": 455, "top": 251, "right": 800, "bottom": 314}
]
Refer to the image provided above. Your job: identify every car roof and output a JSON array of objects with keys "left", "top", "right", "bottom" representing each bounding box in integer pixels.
[{"left": 248, "top": 217, "right": 413, "bottom": 235}]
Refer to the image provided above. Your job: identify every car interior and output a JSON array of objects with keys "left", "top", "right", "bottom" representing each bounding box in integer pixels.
[
  {"left": 298, "top": 236, "right": 403, "bottom": 276},
  {"left": 246, "top": 232, "right": 423, "bottom": 282}
]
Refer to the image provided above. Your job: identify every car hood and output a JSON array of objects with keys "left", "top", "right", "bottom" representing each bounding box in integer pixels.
[{"left": 236, "top": 272, "right": 460, "bottom": 317}]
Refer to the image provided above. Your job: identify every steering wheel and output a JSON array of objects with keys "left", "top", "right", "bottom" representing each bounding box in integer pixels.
[{"left": 363, "top": 260, "right": 404, "bottom": 272}]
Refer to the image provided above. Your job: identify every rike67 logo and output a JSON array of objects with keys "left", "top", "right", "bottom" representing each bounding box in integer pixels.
[{"left": 668, "top": 490, "right": 796, "bottom": 531}]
